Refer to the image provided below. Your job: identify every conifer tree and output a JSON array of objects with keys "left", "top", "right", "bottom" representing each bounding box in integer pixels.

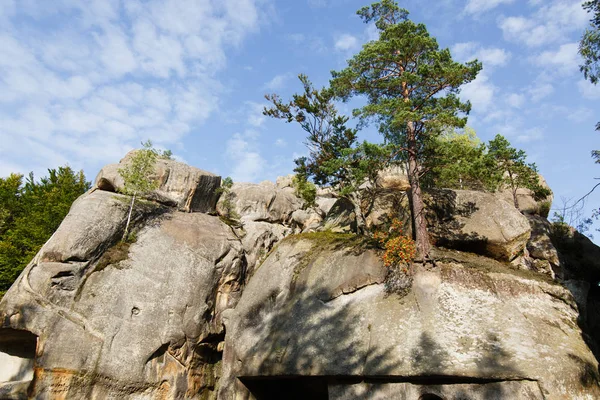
[
  {"left": 330, "top": 0, "right": 481, "bottom": 259},
  {"left": 264, "top": 74, "right": 391, "bottom": 234}
]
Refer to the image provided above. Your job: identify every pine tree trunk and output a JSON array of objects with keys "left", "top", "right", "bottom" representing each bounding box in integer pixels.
[
  {"left": 406, "top": 121, "right": 431, "bottom": 261},
  {"left": 350, "top": 192, "right": 367, "bottom": 235},
  {"left": 123, "top": 192, "right": 136, "bottom": 242}
]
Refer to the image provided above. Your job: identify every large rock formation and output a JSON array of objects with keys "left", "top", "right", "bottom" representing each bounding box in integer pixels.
[
  {"left": 1, "top": 159, "right": 598, "bottom": 399},
  {"left": 220, "top": 236, "right": 600, "bottom": 399},
  {"left": 0, "top": 189, "right": 245, "bottom": 399},
  {"left": 95, "top": 151, "right": 221, "bottom": 213}
]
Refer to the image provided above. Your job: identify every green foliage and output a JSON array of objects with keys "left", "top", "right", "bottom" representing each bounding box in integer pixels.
[
  {"left": 216, "top": 176, "right": 240, "bottom": 224},
  {"left": 424, "top": 128, "right": 495, "bottom": 191},
  {"left": 291, "top": 175, "right": 317, "bottom": 208},
  {"left": 0, "top": 167, "right": 90, "bottom": 298},
  {"left": 118, "top": 140, "right": 160, "bottom": 196},
  {"left": 330, "top": 1, "right": 481, "bottom": 257},
  {"left": 580, "top": 0, "right": 600, "bottom": 85},
  {"left": 485, "top": 134, "right": 551, "bottom": 207},
  {"left": 264, "top": 74, "right": 391, "bottom": 234}
]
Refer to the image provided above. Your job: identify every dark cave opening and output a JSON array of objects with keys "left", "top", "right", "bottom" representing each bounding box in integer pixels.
[{"left": 239, "top": 377, "right": 329, "bottom": 400}]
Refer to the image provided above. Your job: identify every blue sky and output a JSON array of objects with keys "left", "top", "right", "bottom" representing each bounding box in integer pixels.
[{"left": 0, "top": 0, "right": 599, "bottom": 233}]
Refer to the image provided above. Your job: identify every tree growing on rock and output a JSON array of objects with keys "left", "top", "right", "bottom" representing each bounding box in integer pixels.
[
  {"left": 264, "top": 74, "right": 391, "bottom": 234},
  {"left": 118, "top": 140, "right": 163, "bottom": 241},
  {"left": 330, "top": 0, "right": 481, "bottom": 259},
  {"left": 485, "top": 134, "right": 551, "bottom": 209}
]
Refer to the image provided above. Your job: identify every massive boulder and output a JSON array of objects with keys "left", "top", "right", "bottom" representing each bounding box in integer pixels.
[
  {"left": 2, "top": 157, "right": 599, "bottom": 400},
  {"left": 0, "top": 190, "right": 245, "bottom": 399},
  {"left": 220, "top": 235, "right": 600, "bottom": 399},
  {"left": 426, "top": 189, "right": 531, "bottom": 261},
  {"left": 95, "top": 150, "right": 221, "bottom": 213},
  {"left": 216, "top": 181, "right": 302, "bottom": 225},
  {"left": 500, "top": 174, "right": 553, "bottom": 217}
]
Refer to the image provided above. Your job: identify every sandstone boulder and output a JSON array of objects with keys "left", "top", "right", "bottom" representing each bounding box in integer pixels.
[
  {"left": 378, "top": 164, "right": 410, "bottom": 191},
  {"left": 322, "top": 198, "right": 356, "bottom": 233},
  {"left": 220, "top": 236, "right": 600, "bottom": 399},
  {"left": 239, "top": 221, "right": 291, "bottom": 280},
  {"left": 217, "top": 181, "right": 302, "bottom": 224},
  {"left": 426, "top": 189, "right": 531, "bottom": 261},
  {"left": 291, "top": 209, "right": 323, "bottom": 232},
  {"left": 498, "top": 174, "right": 553, "bottom": 217},
  {"left": 365, "top": 190, "right": 411, "bottom": 232},
  {"left": 94, "top": 150, "right": 221, "bottom": 213},
  {"left": 0, "top": 207, "right": 245, "bottom": 399}
]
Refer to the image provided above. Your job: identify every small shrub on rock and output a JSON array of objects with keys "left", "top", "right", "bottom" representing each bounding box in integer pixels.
[
  {"left": 374, "top": 218, "right": 416, "bottom": 296},
  {"left": 374, "top": 218, "right": 416, "bottom": 266}
]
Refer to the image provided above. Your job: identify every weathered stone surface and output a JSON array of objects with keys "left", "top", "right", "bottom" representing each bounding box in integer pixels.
[
  {"left": 220, "top": 237, "right": 599, "bottom": 399},
  {"left": 291, "top": 209, "right": 322, "bottom": 232},
  {"left": 322, "top": 198, "right": 356, "bottom": 233},
  {"left": 218, "top": 181, "right": 302, "bottom": 224},
  {"left": 38, "top": 190, "right": 131, "bottom": 264},
  {"left": 378, "top": 164, "right": 410, "bottom": 191},
  {"left": 95, "top": 151, "right": 221, "bottom": 213},
  {"left": 239, "top": 221, "right": 290, "bottom": 280},
  {"left": 315, "top": 196, "right": 337, "bottom": 216},
  {"left": 329, "top": 381, "right": 545, "bottom": 399},
  {"left": 426, "top": 189, "right": 531, "bottom": 261},
  {"left": 365, "top": 189, "right": 411, "bottom": 231},
  {"left": 0, "top": 209, "right": 245, "bottom": 399},
  {"left": 499, "top": 174, "right": 553, "bottom": 217}
]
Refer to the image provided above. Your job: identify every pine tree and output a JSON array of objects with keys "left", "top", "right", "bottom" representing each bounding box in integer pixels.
[
  {"left": 330, "top": 0, "right": 481, "bottom": 259},
  {"left": 264, "top": 74, "right": 391, "bottom": 234}
]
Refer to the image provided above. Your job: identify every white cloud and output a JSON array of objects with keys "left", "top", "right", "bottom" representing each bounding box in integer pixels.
[
  {"left": 516, "top": 127, "right": 544, "bottom": 143},
  {"left": 566, "top": 106, "right": 593, "bottom": 122},
  {"left": 499, "top": 1, "right": 589, "bottom": 47},
  {"left": 532, "top": 42, "right": 580, "bottom": 75},
  {"left": 334, "top": 33, "right": 358, "bottom": 52},
  {"left": 506, "top": 93, "right": 525, "bottom": 108},
  {"left": 245, "top": 101, "right": 266, "bottom": 127},
  {"left": 460, "top": 72, "right": 496, "bottom": 113},
  {"left": 464, "top": 0, "right": 514, "bottom": 15},
  {"left": 578, "top": 79, "right": 600, "bottom": 99},
  {"left": 275, "top": 138, "right": 287, "bottom": 147},
  {"left": 452, "top": 42, "right": 511, "bottom": 67},
  {"left": 226, "top": 132, "right": 265, "bottom": 182},
  {"left": 0, "top": 0, "right": 267, "bottom": 174},
  {"left": 527, "top": 83, "right": 554, "bottom": 102},
  {"left": 264, "top": 73, "right": 291, "bottom": 91}
]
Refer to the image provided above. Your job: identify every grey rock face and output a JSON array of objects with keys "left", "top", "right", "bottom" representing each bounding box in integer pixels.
[
  {"left": 498, "top": 174, "right": 553, "bottom": 217},
  {"left": 239, "top": 221, "right": 290, "bottom": 280},
  {"left": 426, "top": 189, "right": 531, "bottom": 261},
  {"left": 220, "top": 236, "right": 600, "bottom": 399},
  {"left": 322, "top": 198, "right": 356, "bottom": 233},
  {"left": 0, "top": 193, "right": 244, "bottom": 399},
  {"left": 216, "top": 181, "right": 302, "bottom": 224},
  {"left": 95, "top": 150, "right": 221, "bottom": 213},
  {"left": 377, "top": 164, "right": 410, "bottom": 191}
]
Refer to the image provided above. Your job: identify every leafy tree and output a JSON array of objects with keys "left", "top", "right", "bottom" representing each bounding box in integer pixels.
[
  {"left": 118, "top": 140, "right": 161, "bottom": 241},
  {"left": 291, "top": 174, "right": 317, "bottom": 208},
  {"left": 424, "top": 128, "right": 495, "bottom": 191},
  {"left": 581, "top": 0, "right": 600, "bottom": 86},
  {"left": 0, "top": 167, "right": 90, "bottom": 298},
  {"left": 485, "top": 134, "right": 550, "bottom": 209},
  {"left": 330, "top": 0, "right": 481, "bottom": 259},
  {"left": 264, "top": 74, "right": 391, "bottom": 234}
]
